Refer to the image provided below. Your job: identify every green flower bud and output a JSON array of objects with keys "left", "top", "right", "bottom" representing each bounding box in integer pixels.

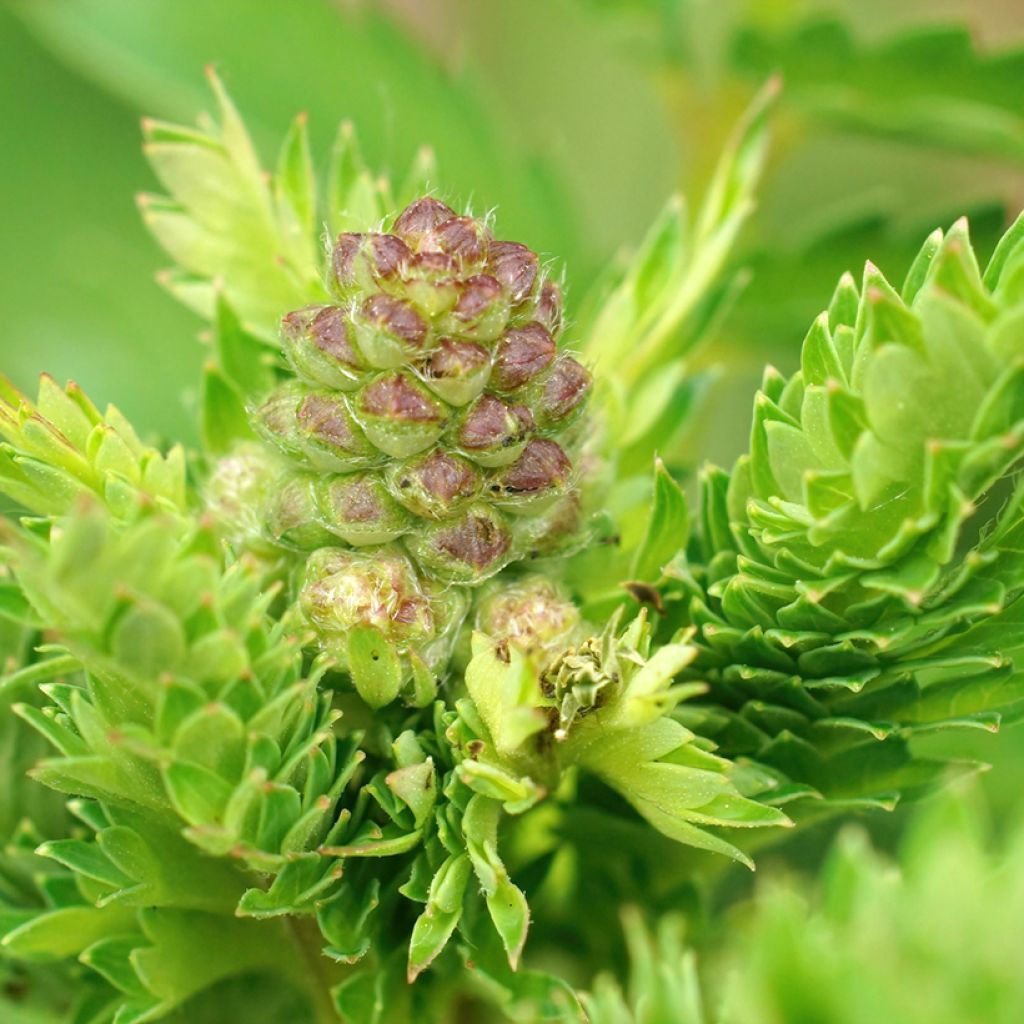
[
  {"left": 204, "top": 443, "right": 280, "bottom": 551},
  {"left": 281, "top": 305, "right": 364, "bottom": 391},
  {"left": 510, "top": 491, "right": 583, "bottom": 557},
  {"left": 386, "top": 448, "right": 482, "bottom": 519},
  {"left": 475, "top": 574, "right": 583, "bottom": 667},
  {"left": 265, "top": 471, "right": 336, "bottom": 550},
  {"left": 529, "top": 355, "right": 592, "bottom": 429},
  {"left": 404, "top": 503, "right": 513, "bottom": 584},
  {"left": 392, "top": 197, "right": 458, "bottom": 247},
  {"left": 487, "top": 241, "right": 539, "bottom": 305},
  {"left": 487, "top": 438, "right": 573, "bottom": 513},
  {"left": 332, "top": 232, "right": 412, "bottom": 294},
  {"left": 454, "top": 394, "right": 533, "bottom": 467},
  {"left": 316, "top": 471, "right": 411, "bottom": 545},
  {"left": 299, "top": 545, "right": 469, "bottom": 687},
  {"left": 418, "top": 338, "right": 492, "bottom": 406},
  {"left": 444, "top": 274, "right": 510, "bottom": 342},
  {"left": 255, "top": 382, "right": 378, "bottom": 471},
  {"left": 401, "top": 250, "right": 460, "bottom": 317},
  {"left": 353, "top": 293, "right": 430, "bottom": 369},
  {"left": 491, "top": 322, "right": 556, "bottom": 392},
  {"left": 353, "top": 371, "right": 448, "bottom": 457},
  {"left": 532, "top": 280, "right": 563, "bottom": 336},
  {"left": 422, "top": 215, "right": 490, "bottom": 271}
]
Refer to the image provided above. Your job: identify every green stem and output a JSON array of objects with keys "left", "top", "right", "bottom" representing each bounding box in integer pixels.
[{"left": 283, "top": 915, "right": 345, "bottom": 1024}]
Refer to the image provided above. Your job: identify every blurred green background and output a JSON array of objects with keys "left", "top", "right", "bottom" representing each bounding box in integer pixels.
[{"left": 2, "top": 0, "right": 1024, "bottom": 828}]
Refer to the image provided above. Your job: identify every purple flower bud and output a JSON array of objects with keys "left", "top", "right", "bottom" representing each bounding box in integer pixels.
[
  {"left": 405, "top": 504, "right": 513, "bottom": 584},
  {"left": 448, "top": 274, "right": 509, "bottom": 341},
  {"left": 332, "top": 232, "right": 412, "bottom": 293},
  {"left": 425, "top": 216, "right": 489, "bottom": 268},
  {"left": 354, "top": 372, "right": 448, "bottom": 457},
  {"left": 294, "top": 389, "right": 379, "bottom": 469},
  {"left": 316, "top": 472, "right": 411, "bottom": 545},
  {"left": 488, "top": 241, "right": 539, "bottom": 304},
  {"left": 532, "top": 356, "right": 592, "bottom": 428},
  {"left": 353, "top": 293, "right": 430, "bottom": 369},
  {"left": 492, "top": 322, "right": 556, "bottom": 391},
  {"left": 489, "top": 438, "right": 572, "bottom": 509},
  {"left": 533, "top": 280, "right": 563, "bottom": 336},
  {"left": 393, "top": 197, "right": 458, "bottom": 246},
  {"left": 455, "top": 393, "right": 533, "bottom": 467},
  {"left": 419, "top": 338, "right": 492, "bottom": 406},
  {"left": 282, "top": 305, "right": 364, "bottom": 390},
  {"left": 387, "top": 448, "right": 481, "bottom": 519},
  {"left": 401, "top": 250, "right": 460, "bottom": 316}
]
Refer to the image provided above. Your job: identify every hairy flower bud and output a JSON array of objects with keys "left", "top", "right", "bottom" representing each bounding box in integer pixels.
[
  {"left": 264, "top": 471, "right": 335, "bottom": 550},
  {"left": 332, "top": 232, "right": 411, "bottom": 293},
  {"left": 405, "top": 504, "right": 514, "bottom": 584},
  {"left": 488, "top": 241, "right": 539, "bottom": 304},
  {"left": 255, "top": 195, "right": 593, "bottom": 597},
  {"left": 447, "top": 274, "right": 510, "bottom": 342},
  {"left": 418, "top": 338, "right": 492, "bottom": 406},
  {"left": 475, "top": 575, "right": 583, "bottom": 667},
  {"left": 386, "top": 449, "right": 482, "bottom": 519},
  {"left": 316, "top": 472, "right": 411, "bottom": 545},
  {"left": 205, "top": 443, "right": 281, "bottom": 552},
  {"left": 455, "top": 394, "right": 533, "bottom": 467},
  {"left": 353, "top": 294, "right": 430, "bottom": 368},
  {"left": 354, "top": 372, "right": 448, "bottom": 457},
  {"left": 489, "top": 438, "right": 573, "bottom": 511},
  {"left": 282, "top": 305, "right": 364, "bottom": 391},
  {"left": 299, "top": 545, "right": 469, "bottom": 688},
  {"left": 492, "top": 323, "right": 556, "bottom": 392},
  {"left": 530, "top": 355, "right": 592, "bottom": 429}
]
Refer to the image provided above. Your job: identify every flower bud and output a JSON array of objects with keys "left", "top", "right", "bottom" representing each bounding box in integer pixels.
[
  {"left": 316, "top": 472, "right": 411, "bottom": 545},
  {"left": 510, "top": 491, "right": 583, "bottom": 557},
  {"left": 264, "top": 471, "right": 336, "bottom": 550},
  {"left": 488, "top": 241, "right": 538, "bottom": 304},
  {"left": 299, "top": 545, "right": 469, "bottom": 684},
  {"left": 332, "top": 232, "right": 412, "bottom": 293},
  {"left": 353, "top": 294, "right": 430, "bottom": 368},
  {"left": 446, "top": 274, "right": 510, "bottom": 342},
  {"left": 393, "top": 197, "right": 457, "bottom": 247},
  {"left": 488, "top": 438, "right": 572, "bottom": 512},
  {"left": 254, "top": 381, "right": 309, "bottom": 460},
  {"left": 530, "top": 356, "right": 592, "bottom": 429},
  {"left": 282, "top": 305, "right": 364, "bottom": 390},
  {"left": 532, "top": 280, "right": 563, "bottom": 336},
  {"left": 404, "top": 504, "right": 513, "bottom": 584},
  {"left": 424, "top": 216, "right": 489, "bottom": 270},
  {"left": 475, "top": 575, "right": 583, "bottom": 667},
  {"left": 300, "top": 546, "right": 436, "bottom": 650},
  {"left": 294, "top": 388, "right": 379, "bottom": 470},
  {"left": 492, "top": 323, "right": 556, "bottom": 392},
  {"left": 386, "top": 449, "right": 481, "bottom": 519},
  {"left": 455, "top": 394, "right": 533, "bottom": 467},
  {"left": 204, "top": 443, "right": 280, "bottom": 551},
  {"left": 353, "top": 371, "right": 448, "bottom": 457},
  {"left": 402, "top": 250, "right": 460, "bottom": 317},
  {"left": 418, "top": 338, "right": 492, "bottom": 406}
]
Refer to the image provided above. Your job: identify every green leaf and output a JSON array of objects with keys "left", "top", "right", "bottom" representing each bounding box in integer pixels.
[{"left": 345, "top": 626, "right": 404, "bottom": 709}]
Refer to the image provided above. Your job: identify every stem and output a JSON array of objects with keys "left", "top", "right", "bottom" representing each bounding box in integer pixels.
[{"left": 284, "top": 915, "right": 345, "bottom": 1024}]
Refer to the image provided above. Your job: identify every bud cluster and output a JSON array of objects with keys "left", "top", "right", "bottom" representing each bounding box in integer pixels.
[{"left": 254, "top": 196, "right": 592, "bottom": 585}]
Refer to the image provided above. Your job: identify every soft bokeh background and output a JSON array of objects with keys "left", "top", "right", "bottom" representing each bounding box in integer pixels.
[{"left": 2, "top": 0, "right": 1024, "bottom": 867}]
